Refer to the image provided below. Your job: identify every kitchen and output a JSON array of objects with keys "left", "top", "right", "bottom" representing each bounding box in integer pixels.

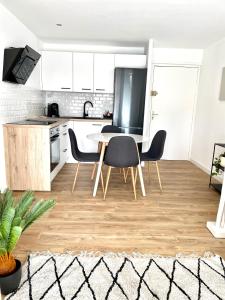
[{"left": 2, "top": 47, "right": 150, "bottom": 192}]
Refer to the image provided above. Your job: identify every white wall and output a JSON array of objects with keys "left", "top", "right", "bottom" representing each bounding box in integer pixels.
[
  {"left": 191, "top": 38, "right": 225, "bottom": 172},
  {"left": 153, "top": 48, "right": 203, "bottom": 65},
  {"left": 0, "top": 3, "right": 44, "bottom": 191}
]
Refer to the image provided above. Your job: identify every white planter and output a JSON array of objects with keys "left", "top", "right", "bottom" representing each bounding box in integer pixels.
[{"left": 220, "top": 157, "right": 225, "bottom": 167}]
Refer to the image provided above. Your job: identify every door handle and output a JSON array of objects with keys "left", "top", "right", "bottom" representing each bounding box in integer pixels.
[{"left": 151, "top": 90, "right": 158, "bottom": 96}]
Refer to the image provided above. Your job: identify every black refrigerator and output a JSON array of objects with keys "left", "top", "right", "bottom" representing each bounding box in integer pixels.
[{"left": 113, "top": 68, "right": 147, "bottom": 135}]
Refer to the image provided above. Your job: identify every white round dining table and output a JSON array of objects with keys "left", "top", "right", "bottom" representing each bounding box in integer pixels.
[{"left": 87, "top": 132, "right": 147, "bottom": 197}]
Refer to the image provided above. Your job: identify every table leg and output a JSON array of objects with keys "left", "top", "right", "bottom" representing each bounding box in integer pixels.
[
  {"left": 138, "top": 164, "right": 146, "bottom": 196},
  {"left": 93, "top": 142, "right": 106, "bottom": 197}
]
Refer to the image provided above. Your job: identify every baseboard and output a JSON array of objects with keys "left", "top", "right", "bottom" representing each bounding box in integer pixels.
[{"left": 190, "top": 158, "right": 211, "bottom": 174}]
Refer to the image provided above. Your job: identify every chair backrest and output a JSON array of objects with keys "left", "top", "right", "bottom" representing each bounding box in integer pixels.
[
  {"left": 101, "top": 125, "right": 121, "bottom": 133},
  {"left": 68, "top": 128, "right": 81, "bottom": 160},
  {"left": 148, "top": 130, "right": 167, "bottom": 160},
  {"left": 104, "top": 136, "right": 139, "bottom": 168}
]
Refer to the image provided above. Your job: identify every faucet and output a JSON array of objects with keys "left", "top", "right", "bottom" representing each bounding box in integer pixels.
[{"left": 83, "top": 101, "right": 93, "bottom": 118}]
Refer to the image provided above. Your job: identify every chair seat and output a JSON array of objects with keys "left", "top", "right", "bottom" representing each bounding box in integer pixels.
[
  {"left": 140, "top": 152, "right": 157, "bottom": 161},
  {"left": 78, "top": 152, "right": 100, "bottom": 162}
]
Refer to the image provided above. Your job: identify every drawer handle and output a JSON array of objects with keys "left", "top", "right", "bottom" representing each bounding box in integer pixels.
[
  {"left": 82, "top": 88, "right": 91, "bottom": 91},
  {"left": 61, "top": 87, "right": 71, "bottom": 90},
  {"left": 96, "top": 88, "right": 105, "bottom": 91},
  {"left": 63, "top": 124, "right": 67, "bottom": 127},
  {"left": 63, "top": 133, "right": 67, "bottom": 136},
  {"left": 92, "top": 124, "right": 102, "bottom": 126},
  {"left": 63, "top": 149, "right": 67, "bottom": 152}
]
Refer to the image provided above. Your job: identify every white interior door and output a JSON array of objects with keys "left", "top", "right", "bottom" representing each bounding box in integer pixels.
[{"left": 150, "top": 66, "right": 199, "bottom": 160}]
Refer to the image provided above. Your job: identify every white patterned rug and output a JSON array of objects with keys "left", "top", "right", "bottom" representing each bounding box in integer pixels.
[{"left": 5, "top": 252, "right": 225, "bottom": 300}]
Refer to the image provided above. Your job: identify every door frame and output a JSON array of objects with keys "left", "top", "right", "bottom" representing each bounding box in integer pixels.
[{"left": 150, "top": 63, "right": 201, "bottom": 160}]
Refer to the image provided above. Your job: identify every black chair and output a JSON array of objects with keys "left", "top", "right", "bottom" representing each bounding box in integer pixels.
[
  {"left": 140, "top": 130, "right": 167, "bottom": 192},
  {"left": 103, "top": 136, "right": 141, "bottom": 200},
  {"left": 91, "top": 125, "right": 121, "bottom": 180},
  {"left": 68, "top": 128, "right": 104, "bottom": 192},
  {"left": 101, "top": 125, "right": 121, "bottom": 133}
]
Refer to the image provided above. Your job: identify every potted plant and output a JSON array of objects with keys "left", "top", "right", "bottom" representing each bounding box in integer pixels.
[
  {"left": 212, "top": 151, "right": 225, "bottom": 176},
  {"left": 0, "top": 189, "right": 55, "bottom": 295}
]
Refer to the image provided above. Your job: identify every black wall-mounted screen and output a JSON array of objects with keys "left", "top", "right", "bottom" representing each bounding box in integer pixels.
[{"left": 2, "top": 45, "right": 41, "bottom": 85}]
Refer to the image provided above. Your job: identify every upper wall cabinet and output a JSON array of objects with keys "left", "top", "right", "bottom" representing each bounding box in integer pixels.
[
  {"left": 41, "top": 51, "right": 73, "bottom": 91},
  {"left": 94, "top": 54, "right": 115, "bottom": 93},
  {"left": 73, "top": 53, "right": 94, "bottom": 93},
  {"left": 114, "top": 54, "right": 147, "bottom": 68}
]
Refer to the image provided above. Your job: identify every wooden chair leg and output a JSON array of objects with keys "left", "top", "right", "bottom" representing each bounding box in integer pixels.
[
  {"left": 156, "top": 161, "right": 163, "bottom": 192},
  {"left": 125, "top": 168, "right": 129, "bottom": 182},
  {"left": 134, "top": 167, "right": 138, "bottom": 185},
  {"left": 72, "top": 162, "right": 80, "bottom": 192},
  {"left": 131, "top": 167, "right": 137, "bottom": 200},
  {"left": 148, "top": 161, "right": 151, "bottom": 180},
  {"left": 123, "top": 168, "right": 127, "bottom": 183},
  {"left": 91, "top": 163, "right": 96, "bottom": 180},
  {"left": 104, "top": 167, "right": 112, "bottom": 200},
  {"left": 100, "top": 170, "right": 104, "bottom": 193}
]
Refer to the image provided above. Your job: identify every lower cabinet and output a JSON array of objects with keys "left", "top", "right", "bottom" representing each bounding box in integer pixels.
[{"left": 67, "top": 120, "right": 111, "bottom": 163}]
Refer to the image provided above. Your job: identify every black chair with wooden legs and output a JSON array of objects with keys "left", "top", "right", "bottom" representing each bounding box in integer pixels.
[
  {"left": 104, "top": 136, "right": 140, "bottom": 200},
  {"left": 68, "top": 128, "right": 104, "bottom": 193},
  {"left": 91, "top": 125, "right": 122, "bottom": 180},
  {"left": 140, "top": 130, "right": 167, "bottom": 192}
]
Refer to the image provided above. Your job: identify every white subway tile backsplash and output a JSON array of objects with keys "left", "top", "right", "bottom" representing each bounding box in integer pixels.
[
  {"left": 0, "top": 82, "right": 45, "bottom": 124},
  {"left": 45, "top": 91, "right": 114, "bottom": 118}
]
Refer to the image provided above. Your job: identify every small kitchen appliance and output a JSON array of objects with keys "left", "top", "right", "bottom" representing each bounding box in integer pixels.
[{"left": 47, "top": 103, "right": 60, "bottom": 117}]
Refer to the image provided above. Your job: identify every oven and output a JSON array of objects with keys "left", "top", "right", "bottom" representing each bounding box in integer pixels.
[{"left": 50, "top": 126, "right": 60, "bottom": 172}]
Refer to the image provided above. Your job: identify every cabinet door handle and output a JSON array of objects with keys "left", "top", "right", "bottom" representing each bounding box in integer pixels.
[
  {"left": 63, "top": 124, "right": 67, "bottom": 127},
  {"left": 63, "top": 149, "right": 67, "bottom": 152},
  {"left": 63, "top": 133, "right": 67, "bottom": 136},
  {"left": 92, "top": 123, "right": 102, "bottom": 126},
  {"left": 61, "top": 87, "right": 71, "bottom": 90},
  {"left": 82, "top": 88, "right": 91, "bottom": 91},
  {"left": 95, "top": 88, "right": 105, "bottom": 91}
]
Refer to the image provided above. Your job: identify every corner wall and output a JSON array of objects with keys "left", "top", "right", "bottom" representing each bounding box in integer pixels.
[{"left": 191, "top": 38, "right": 225, "bottom": 172}]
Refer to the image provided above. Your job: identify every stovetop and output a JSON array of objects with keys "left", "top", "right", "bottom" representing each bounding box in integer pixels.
[{"left": 9, "top": 119, "right": 57, "bottom": 125}]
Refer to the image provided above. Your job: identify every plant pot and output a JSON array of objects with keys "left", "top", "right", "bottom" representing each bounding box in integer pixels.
[
  {"left": 220, "top": 157, "right": 225, "bottom": 167},
  {"left": 0, "top": 259, "right": 22, "bottom": 295}
]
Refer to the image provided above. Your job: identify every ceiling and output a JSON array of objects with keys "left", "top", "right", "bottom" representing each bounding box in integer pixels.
[{"left": 1, "top": 0, "right": 225, "bottom": 48}]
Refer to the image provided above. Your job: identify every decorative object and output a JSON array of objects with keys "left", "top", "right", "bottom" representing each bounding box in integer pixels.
[
  {"left": 209, "top": 143, "right": 225, "bottom": 193},
  {"left": 212, "top": 151, "right": 225, "bottom": 175},
  {"left": 5, "top": 252, "right": 225, "bottom": 299},
  {"left": 0, "top": 190, "right": 55, "bottom": 295},
  {"left": 220, "top": 156, "right": 225, "bottom": 167}
]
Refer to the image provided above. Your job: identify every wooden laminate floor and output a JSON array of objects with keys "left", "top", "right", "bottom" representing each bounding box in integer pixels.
[{"left": 14, "top": 161, "right": 225, "bottom": 262}]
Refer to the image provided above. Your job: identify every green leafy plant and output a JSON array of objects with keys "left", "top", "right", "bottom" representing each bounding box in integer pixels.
[
  {"left": 212, "top": 152, "right": 225, "bottom": 176},
  {"left": 0, "top": 189, "right": 55, "bottom": 276}
]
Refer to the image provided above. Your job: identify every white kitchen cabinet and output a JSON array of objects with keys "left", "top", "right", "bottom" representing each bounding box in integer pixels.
[
  {"left": 68, "top": 120, "right": 111, "bottom": 163},
  {"left": 73, "top": 53, "right": 94, "bottom": 92},
  {"left": 94, "top": 54, "right": 115, "bottom": 93},
  {"left": 41, "top": 51, "right": 72, "bottom": 91},
  {"left": 114, "top": 54, "right": 147, "bottom": 68}
]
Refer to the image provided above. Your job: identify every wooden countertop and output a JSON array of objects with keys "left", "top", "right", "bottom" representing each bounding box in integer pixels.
[{"left": 3, "top": 116, "right": 112, "bottom": 129}]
